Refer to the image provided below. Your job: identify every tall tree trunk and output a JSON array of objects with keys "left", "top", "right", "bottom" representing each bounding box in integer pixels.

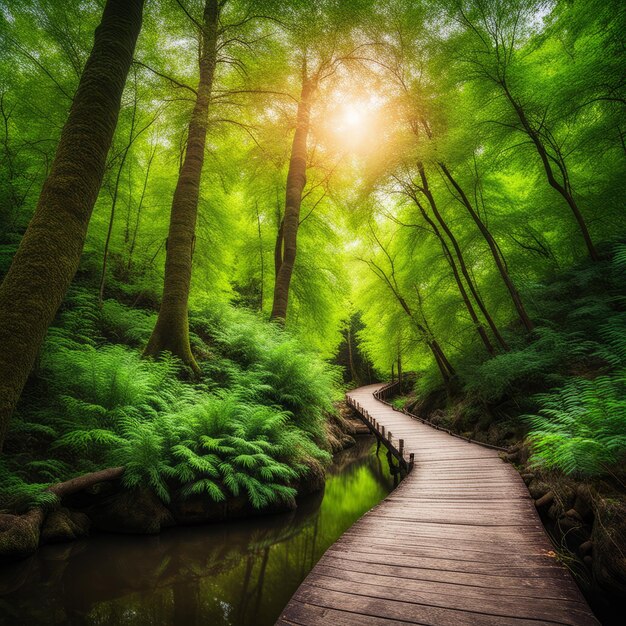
[
  {"left": 0, "top": 0, "right": 144, "bottom": 452},
  {"left": 367, "top": 259, "right": 455, "bottom": 383},
  {"left": 98, "top": 102, "right": 136, "bottom": 303},
  {"left": 347, "top": 324, "right": 358, "bottom": 383},
  {"left": 412, "top": 282, "right": 455, "bottom": 379},
  {"left": 437, "top": 162, "right": 534, "bottom": 332},
  {"left": 416, "top": 164, "right": 511, "bottom": 348},
  {"left": 501, "top": 84, "right": 599, "bottom": 262},
  {"left": 274, "top": 218, "right": 284, "bottom": 280},
  {"left": 270, "top": 72, "right": 315, "bottom": 323},
  {"left": 255, "top": 202, "right": 264, "bottom": 311},
  {"left": 410, "top": 192, "right": 498, "bottom": 355},
  {"left": 144, "top": 0, "right": 218, "bottom": 371}
]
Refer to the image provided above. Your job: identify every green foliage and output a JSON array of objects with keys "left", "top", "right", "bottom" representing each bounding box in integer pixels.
[
  {"left": 2, "top": 293, "right": 336, "bottom": 512},
  {"left": 462, "top": 328, "right": 578, "bottom": 402},
  {"left": 525, "top": 269, "right": 626, "bottom": 477},
  {"left": 526, "top": 371, "right": 626, "bottom": 477}
]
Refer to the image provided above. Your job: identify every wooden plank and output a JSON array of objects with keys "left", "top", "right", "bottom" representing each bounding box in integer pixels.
[
  {"left": 306, "top": 574, "right": 598, "bottom": 626},
  {"left": 277, "top": 383, "right": 600, "bottom": 625},
  {"left": 293, "top": 585, "right": 573, "bottom": 626}
]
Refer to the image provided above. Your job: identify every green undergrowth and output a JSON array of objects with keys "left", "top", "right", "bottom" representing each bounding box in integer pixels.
[
  {"left": 407, "top": 243, "right": 626, "bottom": 478},
  {"left": 1, "top": 288, "right": 340, "bottom": 513}
]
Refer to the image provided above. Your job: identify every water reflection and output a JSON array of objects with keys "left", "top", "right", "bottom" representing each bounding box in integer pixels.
[{"left": 0, "top": 436, "right": 394, "bottom": 625}]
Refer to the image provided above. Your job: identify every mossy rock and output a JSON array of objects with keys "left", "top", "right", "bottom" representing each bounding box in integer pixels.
[
  {"left": 293, "top": 459, "right": 326, "bottom": 498},
  {"left": 41, "top": 508, "right": 90, "bottom": 544},
  {"left": 85, "top": 488, "right": 174, "bottom": 534},
  {"left": 0, "top": 510, "right": 42, "bottom": 558}
]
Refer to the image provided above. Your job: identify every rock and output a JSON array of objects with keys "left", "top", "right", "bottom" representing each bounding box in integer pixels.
[
  {"left": 574, "top": 484, "right": 594, "bottom": 521},
  {"left": 547, "top": 503, "right": 562, "bottom": 521},
  {"left": 535, "top": 491, "right": 554, "bottom": 509},
  {"left": 579, "top": 540, "right": 593, "bottom": 556},
  {"left": 559, "top": 484, "right": 577, "bottom": 512},
  {"left": 85, "top": 488, "right": 174, "bottom": 534},
  {"left": 520, "top": 473, "right": 535, "bottom": 484},
  {"left": 583, "top": 555, "right": 593, "bottom": 569},
  {"left": 558, "top": 515, "right": 582, "bottom": 532},
  {"left": 0, "top": 510, "right": 44, "bottom": 558},
  {"left": 41, "top": 508, "right": 90, "bottom": 544},
  {"left": 564, "top": 508, "right": 583, "bottom": 522},
  {"left": 294, "top": 459, "right": 326, "bottom": 498},
  {"left": 528, "top": 480, "right": 550, "bottom": 500}
]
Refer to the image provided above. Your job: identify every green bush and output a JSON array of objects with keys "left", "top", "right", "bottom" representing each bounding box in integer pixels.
[
  {"left": 525, "top": 371, "right": 626, "bottom": 476},
  {"left": 462, "top": 327, "right": 577, "bottom": 402},
  {"left": 2, "top": 292, "right": 338, "bottom": 512},
  {"left": 526, "top": 308, "right": 626, "bottom": 477}
]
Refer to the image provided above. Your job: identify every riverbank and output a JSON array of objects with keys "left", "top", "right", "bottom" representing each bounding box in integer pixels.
[
  {"left": 0, "top": 404, "right": 363, "bottom": 560},
  {"left": 0, "top": 435, "right": 394, "bottom": 625}
]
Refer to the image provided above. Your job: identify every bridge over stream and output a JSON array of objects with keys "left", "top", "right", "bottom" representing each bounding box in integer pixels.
[{"left": 277, "top": 383, "right": 599, "bottom": 626}]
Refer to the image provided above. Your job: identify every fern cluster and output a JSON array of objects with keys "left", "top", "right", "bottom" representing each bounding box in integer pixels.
[
  {"left": 2, "top": 289, "right": 338, "bottom": 512},
  {"left": 524, "top": 247, "right": 626, "bottom": 476}
]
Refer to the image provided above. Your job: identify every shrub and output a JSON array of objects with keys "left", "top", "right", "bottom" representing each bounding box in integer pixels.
[{"left": 2, "top": 291, "right": 339, "bottom": 512}]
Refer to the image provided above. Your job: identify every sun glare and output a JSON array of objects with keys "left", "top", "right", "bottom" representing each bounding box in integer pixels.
[
  {"left": 343, "top": 105, "right": 365, "bottom": 127},
  {"left": 327, "top": 95, "right": 385, "bottom": 155}
]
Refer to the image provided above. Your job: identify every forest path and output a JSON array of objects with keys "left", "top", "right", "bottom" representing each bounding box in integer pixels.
[{"left": 277, "top": 383, "right": 599, "bottom": 626}]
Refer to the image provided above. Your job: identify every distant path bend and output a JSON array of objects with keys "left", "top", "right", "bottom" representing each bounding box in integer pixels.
[{"left": 277, "top": 383, "right": 599, "bottom": 626}]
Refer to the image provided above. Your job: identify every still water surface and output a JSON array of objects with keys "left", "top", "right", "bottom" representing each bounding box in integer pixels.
[{"left": 0, "top": 436, "right": 394, "bottom": 625}]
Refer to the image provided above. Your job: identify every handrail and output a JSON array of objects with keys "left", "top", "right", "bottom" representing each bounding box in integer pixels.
[
  {"left": 346, "top": 393, "right": 414, "bottom": 472},
  {"left": 372, "top": 380, "right": 401, "bottom": 402},
  {"left": 363, "top": 382, "right": 512, "bottom": 454}
]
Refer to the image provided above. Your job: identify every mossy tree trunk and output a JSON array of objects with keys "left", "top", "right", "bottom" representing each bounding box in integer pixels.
[
  {"left": 0, "top": 0, "right": 144, "bottom": 452},
  {"left": 270, "top": 68, "right": 316, "bottom": 324},
  {"left": 143, "top": 0, "right": 219, "bottom": 372}
]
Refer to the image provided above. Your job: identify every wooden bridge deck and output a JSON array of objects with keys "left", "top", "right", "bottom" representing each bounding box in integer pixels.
[{"left": 277, "top": 383, "right": 599, "bottom": 626}]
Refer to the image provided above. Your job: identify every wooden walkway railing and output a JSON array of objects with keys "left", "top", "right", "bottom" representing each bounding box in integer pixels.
[{"left": 277, "top": 383, "right": 599, "bottom": 626}]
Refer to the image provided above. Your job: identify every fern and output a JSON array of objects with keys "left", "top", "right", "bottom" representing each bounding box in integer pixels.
[
  {"left": 3, "top": 290, "right": 337, "bottom": 512},
  {"left": 526, "top": 371, "right": 626, "bottom": 476}
]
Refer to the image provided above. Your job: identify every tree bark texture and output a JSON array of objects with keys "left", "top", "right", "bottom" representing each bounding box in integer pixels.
[
  {"left": 270, "top": 76, "right": 315, "bottom": 323},
  {"left": 0, "top": 0, "right": 144, "bottom": 452},
  {"left": 144, "top": 0, "right": 219, "bottom": 371}
]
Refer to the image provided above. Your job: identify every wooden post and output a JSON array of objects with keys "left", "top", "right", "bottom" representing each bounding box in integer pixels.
[
  {"left": 409, "top": 452, "right": 415, "bottom": 470},
  {"left": 388, "top": 431, "right": 393, "bottom": 445},
  {"left": 381, "top": 425, "right": 385, "bottom": 438},
  {"left": 399, "top": 439, "right": 404, "bottom": 459}
]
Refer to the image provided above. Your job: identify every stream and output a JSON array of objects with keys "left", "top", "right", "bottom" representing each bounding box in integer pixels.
[{"left": 0, "top": 435, "right": 395, "bottom": 625}]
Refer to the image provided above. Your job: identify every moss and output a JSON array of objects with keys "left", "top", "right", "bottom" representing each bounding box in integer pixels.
[
  {"left": 0, "top": 0, "right": 144, "bottom": 450},
  {"left": 0, "top": 510, "right": 43, "bottom": 558}
]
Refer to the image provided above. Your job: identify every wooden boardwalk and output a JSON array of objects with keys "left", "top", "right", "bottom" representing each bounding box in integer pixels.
[{"left": 277, "top": 383, "right": 599, "bottom": 626}]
